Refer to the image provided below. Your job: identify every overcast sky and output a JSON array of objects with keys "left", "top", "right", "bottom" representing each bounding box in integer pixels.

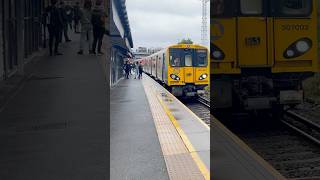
[{"left": 126, "top": 0, "right": 210, "bottom": 49}]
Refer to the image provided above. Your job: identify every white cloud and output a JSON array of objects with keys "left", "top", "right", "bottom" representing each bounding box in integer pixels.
[{"left": 126, "top": 0, "right": 209, "bottom": 49}]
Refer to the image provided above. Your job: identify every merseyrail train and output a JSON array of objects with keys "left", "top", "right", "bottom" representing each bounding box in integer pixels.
[
  {"left": 212, "top": 0, "right": 318, "bottom": 111},
  {"left": 143, "top": 44, "right": 210, "bottom": 97}
]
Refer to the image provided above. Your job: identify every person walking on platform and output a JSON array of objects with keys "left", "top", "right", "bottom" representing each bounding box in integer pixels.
[
  {"left": 138, "top": 62, "right": 143, "bottom": 79},
  {"left": 91, "top": 1, "right": 106, "bottom": 55},
  {"left": 78, "top": 1, "right": 93, "bottom": 55},
  {"left": 45, "top": 0, "right": 63, "bottom": 56},
  {"left": 73, "top": 2, "right": 81, "bottom": 33},
  {"left": 134, "top": 62, "right": 139, "bottom": 79},
  {"left": 58, "top": 1, "right": 71, "bottom": 43}
]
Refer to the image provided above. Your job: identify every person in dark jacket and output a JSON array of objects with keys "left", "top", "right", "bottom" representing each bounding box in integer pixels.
[
  {"left": 78, "top": 1, "right": 93, "bottom": 55},
  {"left": 65, "top": 4, "right": 73, "bottom": 30},
  {"left": 44, "top": 0, "right": 63, "bottom": 56},
  {"left": 124, "top": 61, "right": 130, "bottom": 79},
  {"left": 91, "top": 1, "right": 106, "bottom": 55},
  {"left": 73, "top": 2, "right": 81, "bottom": 33},
  {"left": 58, "top": 1, "right": 71, "bottom": 43},
  {"left": 138, "top": 62, "right": 143, "bottom": 79}
]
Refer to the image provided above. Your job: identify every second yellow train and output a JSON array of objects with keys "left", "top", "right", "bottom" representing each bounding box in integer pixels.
[{"left": 212, "top": 0, "right": 319, "bottom": 112}]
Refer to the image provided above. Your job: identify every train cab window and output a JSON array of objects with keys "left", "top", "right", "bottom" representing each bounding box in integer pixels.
[
  {"left": 185, "top": 55, "right": 193, "bottom": 67},
  {"left": 196, "top": 49, "right": 208, "bottom": 67},
  {"left": 171, "top": 57, "right": 181, "bottom": 67},
  {"left": 274, "top": 0, "right": 312, "bottom": 17},
  {"left": 240, "top": 0, "right": 263, "bottom": 15},
  {"left": 170, "top": 48, "right": 183, "bottom": 67},
  {"left": 212, "top": 0, "right": 236, "bottom": 17}
]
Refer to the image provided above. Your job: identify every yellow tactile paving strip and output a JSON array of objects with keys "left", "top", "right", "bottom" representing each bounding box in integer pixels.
[{"left": 142, "top": 77, "right": 206, "bottom": 180}]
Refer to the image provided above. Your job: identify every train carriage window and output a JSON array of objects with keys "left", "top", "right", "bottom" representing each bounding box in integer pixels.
[
  {"left": 240, "top": 0, "right": 263, "bottom": 15},
  {"left": 274, "top": 0, "right": 312, "bottom": 17}
]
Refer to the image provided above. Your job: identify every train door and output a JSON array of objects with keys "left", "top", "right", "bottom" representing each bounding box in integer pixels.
[
  {"left": 3, "top": 0, "right": 18, "bottom": 77},
  {"left": 152, "top": 57, "right": 156, "bottom": 77},
  {"left": 184, "top": 48, "right": 194, "bottom": 83},
  {"left": 155, "top": 55, "right": 158, "bottom": 78},
  {"left": 157, "top": 55, "right": 161, "bottom": 80},
  {"left": 162, "top": 53, "right": 165, "bottom": 81},
  {"left": 237, "top": 0, "right": 269, "bottom": 67}
]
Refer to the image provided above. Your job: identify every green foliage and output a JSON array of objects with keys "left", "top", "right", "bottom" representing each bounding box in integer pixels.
[{"left": 178, "top": 38, "right": 193, "bottom": 44}]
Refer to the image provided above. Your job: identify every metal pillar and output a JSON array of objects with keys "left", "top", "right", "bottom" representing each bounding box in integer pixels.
[{"left": 200, "top": 0, "right": 209, "bottom": 46}]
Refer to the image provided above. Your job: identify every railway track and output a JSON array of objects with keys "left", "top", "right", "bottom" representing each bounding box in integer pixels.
[
  {"left": 183, "top": 96, "right": 210, "bottom": 126},
  {"left": 216, "top": 111, "right": 320, "bottom": 179},
  {"left": 194, "top": 96, "right": 320, "bottom": 178},
  {"left": 196, "top": 96, "right": 210, "bottom": 108},
  {"left": 282, "top": 110, "right": 320, "bottom": 146}
]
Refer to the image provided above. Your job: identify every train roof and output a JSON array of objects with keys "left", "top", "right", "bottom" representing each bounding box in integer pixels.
[
  {"left": 167, "top": 44, "right": 208, "bottom": 49},
  {"left": 142, "top": 44, "right": 208, "bottom": 59}
]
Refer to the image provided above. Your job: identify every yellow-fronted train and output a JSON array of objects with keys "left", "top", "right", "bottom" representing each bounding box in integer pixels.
[{"left": 142, "top": 44, "right": 210, "bottom": 97}]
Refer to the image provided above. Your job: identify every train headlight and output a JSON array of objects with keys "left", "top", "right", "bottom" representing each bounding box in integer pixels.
[
  {"left": 286, "top": 50, "right": 295, "bottom": 58},
  {"left": 170, "top": 74, "right": 180, "bottom": 81},
  {"left": 212, "top": 51, "right": 223, "bottom": 59},
  {"left": 296, "top": 40, "right": 310, "bottom": 53},
  {"left": 284, "top": 38, "right": 312, "bottom": 59},
  {"left": 211, "top": 44, "right": 225, "bottom": 60},
  {"left": 199, "top": 73, "right": 208, "bottom": 80}
]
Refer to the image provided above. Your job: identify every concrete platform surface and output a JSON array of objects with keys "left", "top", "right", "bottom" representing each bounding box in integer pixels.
[
  {"left": 0, "top": 34, "right": 108, "bottom": 180},
  {"left": 110, "top": 78, "right": 169, "bottom": 180}
]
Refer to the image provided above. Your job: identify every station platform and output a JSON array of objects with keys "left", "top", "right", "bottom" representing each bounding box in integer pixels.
[
  {"left": 110, "top": 75, "right": 210, "bottom": 180},
  {"left": 211, "top": 117, "right": 286, "bottom": 179},
  {"left": 0, "top": 34, "right": 108, "bottom": 179}
]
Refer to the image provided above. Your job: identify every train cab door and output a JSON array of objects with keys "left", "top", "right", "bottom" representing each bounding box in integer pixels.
[
  {"left": 162, "top": 53, "right": 165, "bottom": 81},
  {"left": 183, "top": 48, "right": 194, "bottom": 83},
  {"left": 237, "top": 0, "right": 269, "bottom": 67}
]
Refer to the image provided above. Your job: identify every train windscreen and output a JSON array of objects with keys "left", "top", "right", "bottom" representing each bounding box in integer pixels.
[
  {"left": 273, "top": 0, "right": 312, "bottom": 17},
  {"left": 196, "top": 49, "right": 208, "bottom": 67},
  {"left": 169, "top": 48, "right": 207, "bottom": 67}
]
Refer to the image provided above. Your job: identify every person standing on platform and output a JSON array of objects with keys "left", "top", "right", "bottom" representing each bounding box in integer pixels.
[
  {"left": 58, "top": 1, "right": 71, "bottom": 43},
  {"left": 134, "top": 62, "right": 139, "bottom": 79},
  {"left": 73, "top": 2, "right": 81, "bottom": 33},
  {"left": 128, "top": 62, "right": 132, "bottom": 76},
  {"left": 65, "top": 4, "right": 73, "bottom": 30},
  {"left": 78, "top": 1, "right": 93, "bottom": 55},
  {"left": 138, "top": 62, "right": 143, "bottom": 79},
  {"left": 124, "top": 61, "right": 130, "bottom": 79},
  {"left": 91, "top": 0, "right": 106, "bottom": 55},
  {"left": 45, "top": 0, "right": 63, "bottom": 56}
]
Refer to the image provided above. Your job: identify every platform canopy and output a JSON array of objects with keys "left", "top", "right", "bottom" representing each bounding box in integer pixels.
[{"left": 110, "top": 0, "right": 133, "bottom": 56}]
